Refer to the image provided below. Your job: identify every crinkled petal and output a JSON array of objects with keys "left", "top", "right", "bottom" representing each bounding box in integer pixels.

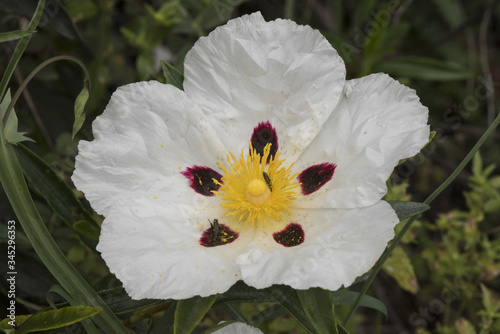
[
  {"left": 97, "top": 198, "right": 255, "bottom": 300},
  {"left": 184, "top": 12, "right": 345, "bottom": 158},
  {"left": 72, "top": 81, "right": 226, "bottom": 216},
  {"left": 294, "top": 73, "right": 430, "bottom": 208},
  {"left": 213, "top": 322, "right": 263, "bottom": 334},
  {"left": 239, "top": 201, "right": 398, "bottom": 290}
]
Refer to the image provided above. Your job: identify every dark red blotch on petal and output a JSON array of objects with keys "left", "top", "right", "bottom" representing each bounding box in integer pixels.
[
  {"left": 273, "top": 223, "right": 305, "bottom": 247},
  {"left": 181, "top": 166, "right": 222, "bottom": 196},
  {"left": 298, "top": 163, "right": 336, "bottom": 195},
  {"left": 200, "top": 220, "right": 239, "bottom": 247},
  {"left": 250, "top": 121, "right": 278, "bottom": 162}
]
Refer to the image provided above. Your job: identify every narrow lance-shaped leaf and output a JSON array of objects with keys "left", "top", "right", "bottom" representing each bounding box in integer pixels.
[
  {"left": 297, "top": 287, "right": 338, "bottom": 334},
  {"left": 383, "top": 246, "right": 419, "bottom": 294},
  {"left": 0, "top": 30, "right": 32, "bottom": 43},
  {"left": 72, "top": 79, "right": 90, "bottom": 138},
  {"left": 161, "top": 60, "right": 184, "bottom": 91},
  {"left": 265, "top": 285, "right": 316, "bottom": 334},
  {"left": 13, "top": 144, "right": 96, "bottom": 228},
  {"left": 1, "top": 91, "right": 32, "bottom": 144},
  {"left": 388, "top": 201, "right": 430, "bottom": 221},
  {"left": 174, "top": 294, "right": 218, "bottom": 334},
  {"left": 149, "top": 301, "right": 177, "bottom": 334},
  {"left": 331, "top": 290, "right": 387, "bottom": 317},
  {"left": 216, "top": 281, "right": 272, "bottom": 305},
  {"left": 72, "top": 220, "right": 100, "bottom": 242},
  {"left": 12, "top": 306, "right": 101, "bottom": 334},
  {"left": 46, "top": 285, "right": 99, "bottom": 334},
  {"left": 45, "top": 286, "right": 165, "bottom": 317}
]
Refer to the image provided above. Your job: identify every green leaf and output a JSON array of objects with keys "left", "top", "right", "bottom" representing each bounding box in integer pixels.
[
  {"left": 198, "top": 0, "right": 247, "bottom": 30},
  {"left": 72, "top": 79, "right": 90, "bottom": 138},
  {"left": 149, "top": 301, "right": 176, "bottom": 334},
  {"left": 174, "top": 294, "right": 218, "bottom": 334},
  {"left": 161, "top": 60, "right": 184, "bottom": 91},
  {"left": 388, "top": 201, "right": 430, "bottom": 221},
  {"left": 1, "top": 90, "right": 32, "bottom": 144},
  {"left": 297, "top": 287, "right": 338, "bottom": 334},
  {"left": 45, "top": 285, "right": 99, "bottom": 334},
  {"left": 265, "top": 285, "right": 316, "bottom": 334},
  {"left": 201, "top": 320, "right": 239, "bottom": 334},
  {"left": 472, "top": 152, "right": 483, "bottom": 178},
  {"left": 73, "top": 220, "right": 100, "bottom": 241},
  {"left": 0, "top": 30, "right": 32, "bottom": 42},
  {"left": 216, "top": 281, "right": 272, "bottom": 305},
  {"left": 49, "top": 287, "right": 165, "bottom": 316},
  {"left": 373, "top": 57, "right": 472, "bottom": 81},
  {"left": 64, "top": 0, "right": 99, "bottom": 22},
  {"left": 224, "top": 303, "right": 250, "bottom": 324},
  {"left": 13, "top": 306, "right": 100, "bottom": 334},
  {"left": 455, "top": 318, "right": 477, "bottom": 334},
  {"left": 331, "top": 290, "right": 387, "bottom": 317},
  {"left": 0, "top": 315, "right": 30, "bottom": 333},
  {"left": 12, "top": 144, "right": 96, "bottom": 229},
  {"left": 480, "top": 284, "right": 500, "bottom": 313},
  {"left": 383, "top": 246, "right": 419, "bottom": 294},
  {"left": 98, "top": 287, "right": 163, "bottom": 315},
  {"left": 337, "top": 324, "right": 351, "bottom": 334}
]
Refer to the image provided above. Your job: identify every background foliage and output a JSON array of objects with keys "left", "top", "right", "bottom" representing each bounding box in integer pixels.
[{"left": 1, "top": 0, "right": 500, "bottom": 333}]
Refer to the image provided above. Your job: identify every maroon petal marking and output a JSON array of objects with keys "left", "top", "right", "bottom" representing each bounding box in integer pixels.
[
  {"left": 200, "top": 219, "right": 239, "bottom": 247},
  {"left": 250, "top": 121, "right": 278, "bottom": 162},
  {"left": 298, "top": 163, "right": 336, "bottom": 195},
  {"left": 273, "top": 223, "right": 304, "bottom": 247},
  {"left": 182, "top": 166, "right": 222, "bottom": 196}
]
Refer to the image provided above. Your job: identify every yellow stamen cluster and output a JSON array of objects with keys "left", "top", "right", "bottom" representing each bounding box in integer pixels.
[{"left": 214, "top": 144, "right": 298, "bottom": 225}]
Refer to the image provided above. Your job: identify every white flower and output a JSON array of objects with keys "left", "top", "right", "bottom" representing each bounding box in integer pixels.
[
  {"left": 213, "top": 322, "right": 262, "bottom": 334},
  {"left": 72, "top": 12, "right": 429, "bottom": 300}
]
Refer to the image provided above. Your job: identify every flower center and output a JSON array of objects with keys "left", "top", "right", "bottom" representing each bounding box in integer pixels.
[
  {"left": 214, "top": 144, "right": 298, "bottom": 225},
  {"left": 246, "top": 179, "right": 271, "bottom": 205}
]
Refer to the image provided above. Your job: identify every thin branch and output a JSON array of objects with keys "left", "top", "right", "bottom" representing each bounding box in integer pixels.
[
  {"left": 13, "top": 67, "right": 56, "bottom": 152},
  {"left": 478, "top": 9, "right": 495, "bottom": 125}
]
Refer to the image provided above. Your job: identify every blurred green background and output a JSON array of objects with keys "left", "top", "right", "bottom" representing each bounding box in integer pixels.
[{"left": 1, "top": 0, "right": 500, "bottom": 333}]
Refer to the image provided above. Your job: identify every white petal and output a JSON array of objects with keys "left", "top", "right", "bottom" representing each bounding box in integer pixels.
[
  {"left": 294, "top": 73, "right": 429, "bottom": 208},
  {"left": 97, "top": 198, "right": 254, "bottom": 300},
  {"left": 184, "top": 12, "right": 346, "bottom": 157},
  {"left": 240, "top": 201, "right": 398, "bottom": 290},
  {"left": 213, "top": 322, "right": 263, "bottom": 334},
  {"left": 72, "top": 81, "right": 226, "bottom": 216}
]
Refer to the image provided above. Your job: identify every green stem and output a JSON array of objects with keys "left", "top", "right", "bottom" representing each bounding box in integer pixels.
[
  {"left": 2, "top": 55, "right": 90, "bottom": 129},
  {"left": 0, "top": 0, "right": 46, "bottom": 102},
  {"left": 344, "top": 110, "right": 500, "bottom": 325}
]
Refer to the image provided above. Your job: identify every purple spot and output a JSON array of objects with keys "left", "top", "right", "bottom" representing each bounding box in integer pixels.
[
  {"left": 181, "top": 166, "right": 222, "bottom": 196},
  {"left": 250, "top": 121, "right": 278, "bottom": 163},
  {"left": 298, "top": 163, "right": 336, "bottom": 195},
  {"left": 273, "top": 223, "right": 304, "bottom": 247},
  {"left": 200, "top": 219, "right": 239, "bottom": 247}
]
